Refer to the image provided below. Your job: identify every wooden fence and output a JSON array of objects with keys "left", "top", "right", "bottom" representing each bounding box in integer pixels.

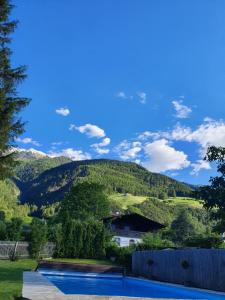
[
  {"left": 132, "top": 249, "right": 225, "bottom": 292},
  {"left": 0, "top": 241, "right": 55, "bottom": 259}
]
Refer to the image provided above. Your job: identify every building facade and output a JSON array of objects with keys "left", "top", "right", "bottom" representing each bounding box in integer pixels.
[{"left": 104, "top": 213, "right": 165, "bottom": 247}]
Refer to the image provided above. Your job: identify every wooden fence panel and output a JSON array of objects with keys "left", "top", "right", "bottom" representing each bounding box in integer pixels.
[{"left": 132, "top": 249, "right": 225, "bottom": 292}]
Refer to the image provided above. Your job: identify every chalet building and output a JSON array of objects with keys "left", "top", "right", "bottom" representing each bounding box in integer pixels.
[{"left": 103, "top": 213, "right": 165, "bottom": 247}]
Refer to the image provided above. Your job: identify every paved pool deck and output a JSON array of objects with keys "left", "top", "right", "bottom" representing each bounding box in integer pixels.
[{"left": 22, "top": 271, "right": 171, "bottom": 300}]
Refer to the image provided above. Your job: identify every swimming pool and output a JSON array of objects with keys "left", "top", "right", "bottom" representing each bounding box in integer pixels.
[{"left": 39, "top": 269, "right": 225, "bottom": 299}]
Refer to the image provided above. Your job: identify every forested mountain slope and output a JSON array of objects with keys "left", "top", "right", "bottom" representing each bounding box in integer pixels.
[{"left": 14, "top": 158, "right": 192, "bottom": 206}]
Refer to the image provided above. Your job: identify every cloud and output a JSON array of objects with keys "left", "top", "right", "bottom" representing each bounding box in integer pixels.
[
  {"left": 91, "top": 137, "right": 111, "bottom": 154},
  {"left": 70, "top": 123, "right": 106, "bottom": 138},
  {"left": 16, "top": 137, "right": 41, "bottom": 147},
  {"left": 190, "top": 159, "right": 211, "bottom": 175},
  {"left": 49, "top": 148, "right": 91, "bottom": 161},
  {"left": 115, "top": 91, "right": 147, "bottom": 103},
  {"left": 172, "top": 100, "right": 192, "bottom": 118},
  {"left": 143, "top": 139, "right": 190, "bottom": 172},
  {"left": 56, "top": 107, "right": 70, "bottom": 116},
  {"left": 114, "top": 140, "right": 142, "bottom": 160},
  {"left": 137, "top": 92, "right": 147, "bottom": 104},
  {"left": 115, "top": 91, "right": 128, "bottom": 99},
  {"left": 169, "top": 119, "right": 225, "bottom": 156}
]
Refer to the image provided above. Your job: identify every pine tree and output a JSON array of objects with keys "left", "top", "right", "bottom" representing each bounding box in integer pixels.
[{"left": 0, "top": 0, "right": 30, "bottom": 179}]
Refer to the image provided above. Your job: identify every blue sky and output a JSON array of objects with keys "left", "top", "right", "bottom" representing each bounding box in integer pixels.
[{"left": 11, "top": 0, "right": 225, "bottom": 184}]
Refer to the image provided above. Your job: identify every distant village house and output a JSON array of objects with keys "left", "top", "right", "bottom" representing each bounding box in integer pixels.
[{"left": 103, "top": 213, "right": 165, "bottom": 247}]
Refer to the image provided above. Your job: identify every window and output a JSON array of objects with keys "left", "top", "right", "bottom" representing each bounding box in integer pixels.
[{"left": 129, "top": 239, "right": 135, "bottom": 246}]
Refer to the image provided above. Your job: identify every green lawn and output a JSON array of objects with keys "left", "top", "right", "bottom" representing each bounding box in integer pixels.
[
  {"left": 164, "top": 197, "right": 202, "bottom": 208},
  {"left": 0, "top": 259, "right": 37, "bottom": 300},
  {"left": 109, "top": 193, "right": 147, "bottom": 209}
]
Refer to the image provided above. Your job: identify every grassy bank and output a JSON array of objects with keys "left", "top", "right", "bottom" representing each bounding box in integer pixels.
[{"left": 0, "top": 259, "right": 37, "bottom": 300}]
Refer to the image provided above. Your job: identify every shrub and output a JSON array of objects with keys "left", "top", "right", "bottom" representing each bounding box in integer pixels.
[
  {"left": 106, "top": 243, "right": 135, "bottom": 270},
  {"left": 137, "top": 233, "right": 174, "bottom": 250},
  {"left": 185, "top": 233, "right": 224, "bottom": 248},
  {"left": 55, "top": 219, "right": 109, "bottom": 259},
  {"left": 30, "top": 218, "right": 47, "bottom": 259}
]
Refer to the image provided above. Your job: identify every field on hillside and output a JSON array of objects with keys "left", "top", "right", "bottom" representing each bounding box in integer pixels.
[
  {"left": 109, "top": 193, "right": 202, "bottom": 210},
  {"left": 109, "top": 193, "right": 148, "bottom": 209},
  {"left": 164, "top": 197, "right": 202, "bottom": 208}
]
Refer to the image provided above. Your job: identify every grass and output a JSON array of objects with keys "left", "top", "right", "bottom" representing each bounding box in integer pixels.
[
  {"left": 44, "top": 258, "right": 116, "bottom": 265},
  {"left": 109, "top": 193, "right": 147, "bottom": 209},
  {"left": 0, "top": 259, "right": 37, "bottom": 300},
  {"left": 109, "top": 193, "right": 202, "bottom": 210},
  {"left": 163, "top": 197, "right": 202, "bottom": 208}
]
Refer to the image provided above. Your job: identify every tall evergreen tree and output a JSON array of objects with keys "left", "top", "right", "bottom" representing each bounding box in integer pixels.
[{"left": 0, "top": 0, "right": 30, "bottom": 179}]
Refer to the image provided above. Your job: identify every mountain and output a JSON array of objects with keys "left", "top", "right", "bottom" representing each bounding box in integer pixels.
[{"left": 12, "top": 157, "right": 193, "bottom": 207}]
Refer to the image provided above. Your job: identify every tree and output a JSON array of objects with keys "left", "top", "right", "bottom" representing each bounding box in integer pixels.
[
  {"left": 59, "top": 182, "right": 110, "bottom": 221},
  {"left": 0, "top": 220, "right": 6, "bottom": 239},
  {"left": 198, "top": 146, "right": 225, "bottom": 232},
  {"left": 30, "top": 218, "right": 47, "bottom": 259},
  {"left": 6, "top": 217, "right": 22, "bottom": 240},
  {"left": 169, "top": 210, "right": 202, "bottom": 245},
  {"left": 0, "top": 0, "right": 30, "bottom": 179}
]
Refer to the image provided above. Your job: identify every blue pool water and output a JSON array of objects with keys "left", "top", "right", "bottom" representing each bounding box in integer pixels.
[{"left": 40, "top": 270, "right": 225, "bottom": 299}]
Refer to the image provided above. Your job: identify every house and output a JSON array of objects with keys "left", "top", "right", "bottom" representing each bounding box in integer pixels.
[{"left": 103, "top": 213, "right": 165, "bottom": 247}]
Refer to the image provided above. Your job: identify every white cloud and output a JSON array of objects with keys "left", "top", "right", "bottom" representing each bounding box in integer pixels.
[
  {"left": 172, "top": 100, "right": 192, "bottom": 118},
  {"left": 16, "top": 137, "right": 41, "bottom": 147},
  {"left": 56, "top": 107, "right": 70, "bottom": 116},
  {"left": 137, "top": 92, "right": 147, "bottom": 104},
  {"left": 169, "top": 119, "right": 225, "bottom": 156},
  {"left": 115, "top": 91, "right": 128, "bottom": 99},
  {"left": 115, "top": 91, "right": 147, "bottom": 104},
  {"left": 70, "top": 123, "right": 106, "bottom": 138},
  {"left": 114, "top": 140, "right": 142, "bottom": 160},
  {"left": 93, "top": 147, "right": 110, "bottom": 155},
  {"left": 190, "top": 159, "right": 211, "bottom": 175},
  {"left": 91, "top": 137, "right": 111, "bottom": 155},
  {"left": 49, "top": 148, "right": 91, "bottom": 161},
  {"left": 143, "top": 139, "right": 190, "bottom": 172}
]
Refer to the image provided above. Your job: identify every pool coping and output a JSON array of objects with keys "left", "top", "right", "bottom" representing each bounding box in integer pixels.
[{"left": 23, "top": 271, "right": 225, "bottom": 300}]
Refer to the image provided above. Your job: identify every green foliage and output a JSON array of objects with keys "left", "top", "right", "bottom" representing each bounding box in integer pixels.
[
  {"left": 0, "top": 220, "right": 6, "bottom": 239},
  {"left": 6, "top": 217, "right": 23, "bottom": 241},
  {"left": 15, "top": 156, "right": 71, "bottom": 183},
  {"left": 55, "top": 219, "right": 109, "bottom": 259},
  {"left": 185, "top": 233, "right": 224, "bottom": 248},
  {"left": 30, "top": 218, "right": 47, "bottom": 258},
  {"left": 0, "top": 179, "right": 30, "bottom": 222},
  {"left": 59, "top": 182, "right": 110, "bottom": 221},
  {"left": 169, "top": 210, "right": 205, "bottom": 245},
  {"left": 105, "top": 243, "right": 134, "bottom": 270},
  {"left": 138, "top": 233, "right": 174, "bottom": 250},
  {"left": 198, "top": 146, "right": 225, "bottom": 231},
  {"left": 0, "top": 0, "right": 30, "bottom": 179}
]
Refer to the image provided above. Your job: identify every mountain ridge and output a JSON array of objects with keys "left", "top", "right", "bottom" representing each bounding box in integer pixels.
[{"left": 13, "top": 155, "right": 193, "bottom": 207}]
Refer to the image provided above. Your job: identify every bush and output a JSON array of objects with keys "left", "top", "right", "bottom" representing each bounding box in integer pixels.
[
  {"left": 55, "top": 219, "right": 109, "bottom": 259},
  {"left": 106, "top": 243, "right": 135, "bottom": 270},
  {"left": 185, "top": 233, "right": 224, "bottom": 248},
  {"left": 137, "top": 233, "right": 174, "bottom": 250},
  {"left": 6, "top": 218, "right": 23, "bottom": 241},
  {"left": 30, "top": 218, "right": 47, "bottom": 258}
]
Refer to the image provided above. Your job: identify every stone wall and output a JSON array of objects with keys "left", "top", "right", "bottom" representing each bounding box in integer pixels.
[{"left": 132, "top": 249, "right": 225, "bottom": 292}]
